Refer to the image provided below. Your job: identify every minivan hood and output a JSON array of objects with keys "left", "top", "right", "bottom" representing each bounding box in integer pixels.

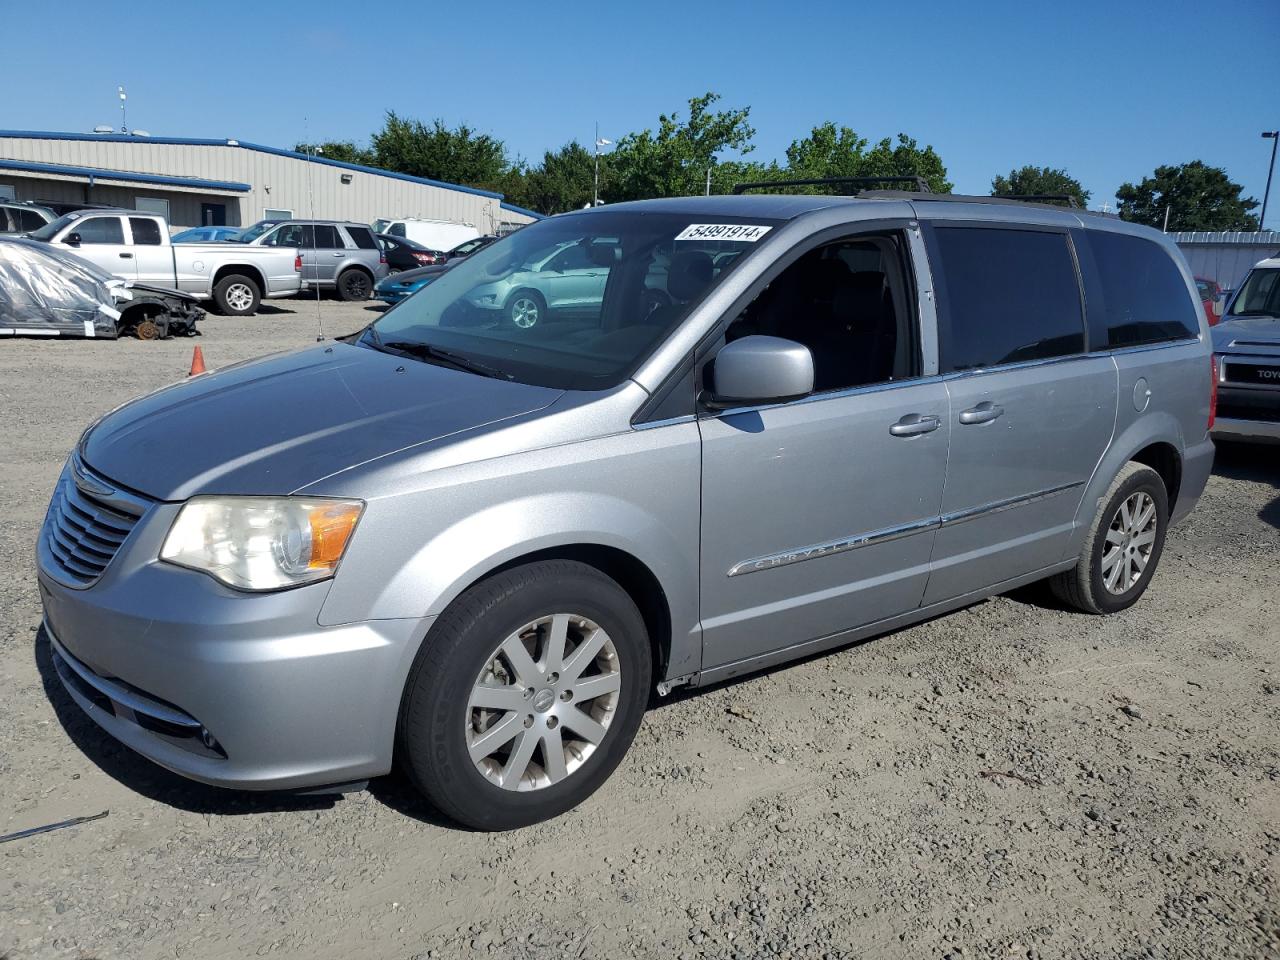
[{"left": 81, "top": 343, "right": 563, "bottom": 500}]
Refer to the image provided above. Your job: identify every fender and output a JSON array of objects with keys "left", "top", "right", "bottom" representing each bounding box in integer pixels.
[{"left": 1061, "top": 409, "right": 1184, "bottom": 561}]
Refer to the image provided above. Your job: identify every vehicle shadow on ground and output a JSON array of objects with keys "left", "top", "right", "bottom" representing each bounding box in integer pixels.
[
  {"left": 32, "top": 627, "right": 338, "bottom": 817},
  {"left": 1212, "top": 440, "right": 1280, "bottom": 530}
]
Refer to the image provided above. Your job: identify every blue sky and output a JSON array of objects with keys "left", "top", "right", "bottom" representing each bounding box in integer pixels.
[{"left": 5, "top": 0, "right": 1278, "bottom": 218}]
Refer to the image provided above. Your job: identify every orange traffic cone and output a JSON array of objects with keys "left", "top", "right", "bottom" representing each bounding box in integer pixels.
[{"left": 188, "top": 346, "right": 207, "bottom": 377}]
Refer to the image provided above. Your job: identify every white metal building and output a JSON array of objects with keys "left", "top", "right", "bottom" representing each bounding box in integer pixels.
[
  {"left": 0, "top": 130, "right": 542, "bottom": 232},
  {"left": 1173, "top": 231, "right": 1280, "bottom": 291}
]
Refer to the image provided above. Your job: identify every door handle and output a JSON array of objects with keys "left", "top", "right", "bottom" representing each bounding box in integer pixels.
[
  {"left": 958, "top": 401, "right": 1004, "bottom": 425},
  {"left": 119, "top": 252, "right": 134, "bottom": 259},
  {"left": 889, "top": 413, "right": 941, "bottom": 437},
  {"left": 332, "top": 253, "right": 344, "bottom": 257}
]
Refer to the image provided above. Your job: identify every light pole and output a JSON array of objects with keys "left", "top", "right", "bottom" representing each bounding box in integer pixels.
[
  {"left": 118, "top": 86, "right": 127, "bottom": 134},
  {"left": 593, "top": 122, "right": 611, "bottom": 207},
  {"left": 1261, "top": 131, "right": 1279, "bottom": 231}
]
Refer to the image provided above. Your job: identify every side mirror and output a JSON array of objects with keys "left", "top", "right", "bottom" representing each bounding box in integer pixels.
[
  {"left": 704, "top": 335, "right": 814, "bottom": 410},
  {"left": 64, "top": 233, "right": 82, "bottom": 246}
]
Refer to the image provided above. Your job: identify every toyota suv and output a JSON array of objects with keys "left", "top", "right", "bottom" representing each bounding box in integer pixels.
[
  {"left": 237, "top": 219, "right": 388, "bottom": 300},
  {"left": 37, "top": 186, "right": 1214, "bottom": 830}
]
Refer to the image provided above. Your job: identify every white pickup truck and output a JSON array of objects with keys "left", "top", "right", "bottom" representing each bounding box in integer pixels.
[{"left": 27, "top": 210, "right": 301, "bottom": 315}]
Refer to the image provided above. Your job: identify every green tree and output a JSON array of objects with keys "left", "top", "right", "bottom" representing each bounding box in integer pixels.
[
  {"left": 370, "top": 112, "right": 509, "bottom": 188},
  {"left": 991, "top": 165, "right": 1090, "bottom": 208},
  {"left": 765, "top": 124, "right": 953, "bottom": 194},
  {"left": 503, "top": 141, "right": 599, "bottom": 214},
  {"left": 292, "top": 140, "right": 375, "bottom": 166},
  {"left": 605, "top": 92, "right": 756, "bottom": 201},
  {"left": 1116, "top": 161, "right": 1259, "bottom": 231}
]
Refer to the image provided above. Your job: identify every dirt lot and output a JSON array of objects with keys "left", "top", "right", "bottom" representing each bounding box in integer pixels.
[{"left": 1, "top": 300, "right": 1277, "bottom": 960}]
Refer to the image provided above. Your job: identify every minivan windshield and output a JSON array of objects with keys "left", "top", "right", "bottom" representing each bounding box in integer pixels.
[
  {"left": 362, "top": 213, "right": 776, "bottom": 390},
  {"left": 1229, "top": 267, "right": 1280, "bottom": 318}
]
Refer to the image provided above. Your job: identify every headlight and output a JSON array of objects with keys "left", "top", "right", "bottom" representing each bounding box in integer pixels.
[
  {"left": 476, "top": 293, "right": 497, "bottom": 304},
  {"left": 160, "top": 497, "right": 363, "bottom": 591}
]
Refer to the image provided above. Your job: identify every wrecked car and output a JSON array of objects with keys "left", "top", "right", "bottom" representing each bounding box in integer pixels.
[{"left": 0, "top": 236, "right": 202, "bottom": 339}]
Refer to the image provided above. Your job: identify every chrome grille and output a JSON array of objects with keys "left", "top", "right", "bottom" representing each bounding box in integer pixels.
[{"left": 42, "top": 457, "right": 149, "bottom": 587}]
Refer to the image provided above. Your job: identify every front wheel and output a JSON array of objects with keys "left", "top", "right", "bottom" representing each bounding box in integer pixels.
[
  {"left": 1050, "top": 462, "right": 1169, "bottom": 614},
  {"left": 506, "top": 290, "right": 545, "bottom": 329},
  {"left": 398, "top": 560, "right": 651, "bottom": 830}
]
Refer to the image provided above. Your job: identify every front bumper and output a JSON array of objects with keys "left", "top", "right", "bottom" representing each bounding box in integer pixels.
[
  {"left": 37, "top": 493, "right": 427, "bottom": 791},
  {"left": 1213, "top": 417, "right": 1280, "bottom": 442}
]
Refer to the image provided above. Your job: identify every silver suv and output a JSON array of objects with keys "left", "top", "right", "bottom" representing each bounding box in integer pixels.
[
  {"left": 237, "top": 219, "right": 388, "bottom": 300},
  {"left": 37, "top": 190, "right": 1214, "bottom": 830}
]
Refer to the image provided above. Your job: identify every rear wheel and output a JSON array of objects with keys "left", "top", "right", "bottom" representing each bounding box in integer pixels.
[
  {"left": 399, "top": 560, "right": 651, "bottom": 830},
  {"left": 213, "top": 274, "right": 260, "bottom": 316},
  {"left": 1050, "top": 462, "right": 1169, "bottom": 614},
  {"left": 337, "top": 269, "right": 372, "bottom": 302}
]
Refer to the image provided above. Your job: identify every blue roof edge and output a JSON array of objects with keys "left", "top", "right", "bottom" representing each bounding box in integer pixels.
[
  {"left": 0, "top": 129, "right": 517, "bottom": 203},
  {"left": 0, "top": 157, "right": 251, "bottom": 192},
  {"left": 499, "top": 201, "right": 545, "bottom": 220}
]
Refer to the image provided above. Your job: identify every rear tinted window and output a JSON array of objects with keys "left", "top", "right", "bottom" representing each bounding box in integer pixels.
[
  {"left": 932, "top": 227, "right": 1085, "bottom": 372},
  {"left": 1088, "top": 232, "right": 1199, "bottom": 347},
  {"left": 17, "top": 209, "right": 46, "bottom": 231},
  {"left": 313, "top": 225, "right": 342, "bottom": 249},
  {"left": 345, "top": 226, "right": 377, "bottom": 249},
  {"left": 129, "top": 218, "right": 162, "bottom": 245}
]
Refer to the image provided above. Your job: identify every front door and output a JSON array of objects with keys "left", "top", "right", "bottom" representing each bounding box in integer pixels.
[
  {"left": 61, "top": 215, "right": 135, "bottom": 280},
  {"left": 698, "top": 226, "right": 950, "bottom": 672},
  {"left": 919, "top": 222, "right": 1118, "bottom": 605}
]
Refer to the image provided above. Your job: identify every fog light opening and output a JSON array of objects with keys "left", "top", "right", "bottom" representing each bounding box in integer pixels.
[{"left": 199, "top": 726, "right": 220, "bottom": 752}]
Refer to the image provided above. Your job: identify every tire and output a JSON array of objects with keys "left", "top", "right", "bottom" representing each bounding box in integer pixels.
[
  {"left": 1050, "top": 462, "right": 1169, "bottom": 614},
  {"left": 213, "top": 274, "right": 261, "bottom": 316},
  {"left": 399, "top": 560, "right": 651, "bottom": 830},
  {"left": 337, "top": 269, "right": 373, "bottom": 302},
  {"left": 505, "top": 289, "right": 545, "bottom": 329}
]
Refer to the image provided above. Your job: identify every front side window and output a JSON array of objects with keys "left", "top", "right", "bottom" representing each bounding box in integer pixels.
[
  {"left": 266, "top": 224, "right": 310, "bottom": 247},
  {"left": 1088, "top": 231, "right": 1200, "bottom": 346},
  {"left": 724, "top": 232, "right": 919, "bottom": 392},
  {"left": 129, "top": 218, "right": 163, "bottom": 245},
  {"left": 387, "top": 222, "right": 406, "bottom": 238},
  {"left": 365, "top": 212, "right": 776, "bottom": 390},
  {"left": 71, "top": 217, "right": 125, "bottom": 245},
  {"left": 931, "top": 226, "right": 1084, "bottom": 372}
]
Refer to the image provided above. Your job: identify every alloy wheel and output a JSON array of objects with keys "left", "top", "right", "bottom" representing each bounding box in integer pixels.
[
  {"left": 510, "top": 297, "right": 540, "bottom": 328},
  {"left": 225, "top": 283, "right": 254, "bottom": 312},
  {"left": 1101, "top": 491, "right": 1157, "bottom": 595},
  {"left": 467, "top": 613, "right": 621, "bottom": 791}
]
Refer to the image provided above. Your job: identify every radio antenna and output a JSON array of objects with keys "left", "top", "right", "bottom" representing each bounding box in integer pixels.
[{"left": 303, "top": 116, "right": 325, "bottom": 342}]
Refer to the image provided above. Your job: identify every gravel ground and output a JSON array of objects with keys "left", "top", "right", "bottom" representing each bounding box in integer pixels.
[{"left": 1, "top": 300, "right": 1278, "bottom": 960}]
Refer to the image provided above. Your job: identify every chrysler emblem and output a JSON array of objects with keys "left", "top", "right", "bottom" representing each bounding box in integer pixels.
[{"left": 73, "top": 461, "right": 116, "bottom": 499}]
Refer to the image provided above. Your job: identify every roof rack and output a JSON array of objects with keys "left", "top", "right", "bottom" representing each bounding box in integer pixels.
[
  {"left": 992, "top": 193, "right": 1079, "bottom": 208},
  {"left": 732, "top": 175, "right": 932, "bottom": 195}
]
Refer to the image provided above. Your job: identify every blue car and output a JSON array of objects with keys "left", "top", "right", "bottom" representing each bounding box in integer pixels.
[
  {"left": 374, "top": 264, "right": 445, "bottom": 304},
  {"left": 171, "top": 226, "right": 242, "bottom": 243}
]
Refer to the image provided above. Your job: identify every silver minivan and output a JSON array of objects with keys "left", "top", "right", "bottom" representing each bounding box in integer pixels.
[{"left": 38, "top": 191, "right": 1214, "bottom": 829}]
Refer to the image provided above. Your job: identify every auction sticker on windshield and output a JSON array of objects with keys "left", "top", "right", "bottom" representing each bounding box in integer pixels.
[{"left": 675, "top": 224, "right": 772, "bottom": 242}]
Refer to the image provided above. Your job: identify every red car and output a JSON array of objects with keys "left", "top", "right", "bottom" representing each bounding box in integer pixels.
[{"left": 1195, "top": 277, "right": 1224, "bottom": 326}]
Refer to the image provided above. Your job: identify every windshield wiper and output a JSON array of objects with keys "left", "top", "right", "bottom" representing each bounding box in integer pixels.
[{"left": 379, "top": 339, "right": 512, "bottom": 380}]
